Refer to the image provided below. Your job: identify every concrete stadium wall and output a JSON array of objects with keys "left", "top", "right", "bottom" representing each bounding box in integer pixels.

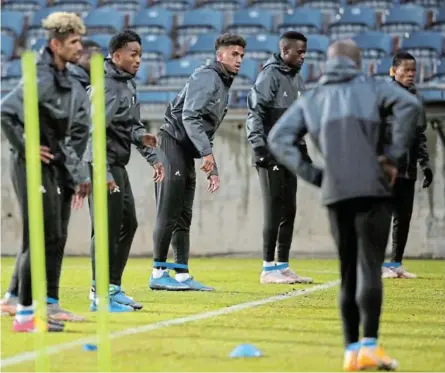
[{"left": 2, "top": 116, "right": 445, "bottom": 259}]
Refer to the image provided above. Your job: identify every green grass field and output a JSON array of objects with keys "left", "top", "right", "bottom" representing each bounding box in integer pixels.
[{"left": 1, "top": 257, "right": 444, "bottom": 372}]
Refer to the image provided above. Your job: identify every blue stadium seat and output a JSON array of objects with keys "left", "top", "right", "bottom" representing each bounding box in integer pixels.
[
  {"left": 226, "top": 9, "right": 274, "bottom": 37},
  {"left": 300, "top": 62, "right": 311, "bottom": 83},
  {"left": 248, "top": 0, "right": 293, "bottom": 13},
  {"left": 401, "top": 31, "right": 444, "bottom": 58},
  {"left": 30, "top": 38, "right": 46, "bottom": 53},
  {"left": 1, "top": 11, "right": 25, "bottom": 38},
  {"left": 353, "top": 31, "right": 392, "bottom": 59},
  {"left": 26, "top": 7, "right": 66, "bottom": 46},
  {"left": 2, "top": 0, "right": 47, "bottom": 12},
  {"left": 137, "top": 91, "right": 178, "bottom": 107},
  {"left": 348, "top": 0, "right": 393, "bottom": 11},
  {"left": 380, "top": 5, "right": 426, "bottom": 37},
  {"left": 2, "top": 59, "right": 22, "bottom": 91},
  {"left": 234, "top": 57, "right": 259, "bottom": 86},
  {"left": 419, "top": 89, "right": 444, "bottom": 103},
  {"left": 199, "top": 0, "right": 246, "bottom": 11},
  {"left": 185, "top": 33, "right": 220, "bottom": 60},
  {"left": 49, "top": 0, "right": 97, "bottom": 13},
  {"left": 150, "top": 0, "right": 196, "bottom": 12},
  {"left": 431, "top": 7, "right": 445, "bottom": 33},
  {"left": 277, "top": 8, "right": 323, "bottom": 35},
  {"left": 158, "top": 58, "right": 205, "bottom": 86},
  {"left": 374, "top": 56, "right": 393, "bottom": 78},
  {"left": 1, "top": 33, "right": 15, "bottom": 61},
  {"left": 177, "top": 9, "right": 224, "bottom": 41},
  {"left": 306, "top": 34, "right": 330, "bottom": 62},
  {"left": 299, "top": 0, "right": 342, "bottom": 18},
  {"left": 135, "top": 63, "right": 151, "bottom": 85},
  {"left": 403, "top": 0, "right": 443, "bottom": 10},
  {"left": 141, "top": 35, "right": 173, "bottom": 61},
  {"left": 100, "top": 0, "right": 140, "bottom": 12},
  {"left": 432, "top": 58, "right": 445, "bottom": 82},
  {"left": 130, "top": 8, "right": 173, "bottom": 36},
  {"left": 329, "top": 6, "right": 376, "bottom": 41},
  {"left": 88, "top": 34, "right": 113, "bottom": 55},
  {"left": 244, "top": 34, "right": 279, "bottom": 61},
  {"left": 85, "top": 7, "right": 125, "bottom": 35}
]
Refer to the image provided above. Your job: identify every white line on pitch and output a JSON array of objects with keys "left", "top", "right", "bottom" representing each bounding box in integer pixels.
[{"left": 1, "top": 280, "right": 339, "bottom": 369}]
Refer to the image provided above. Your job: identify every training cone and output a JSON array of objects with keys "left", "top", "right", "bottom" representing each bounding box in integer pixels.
[{"left": 229, "top": 344, "right": 262, "bottom": 358}]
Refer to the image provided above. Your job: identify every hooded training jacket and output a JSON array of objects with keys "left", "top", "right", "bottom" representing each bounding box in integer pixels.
[
  {"left": 160, "top": 61, "right": 235, "bottom": 176},
  {"left": 267, "top": 57, "right": 422, "bottom": 206},
  {"left": 1, "top": 47, "right": 90, "bottom": 190},
  {"left": 384, "top": 78, "right": 430, "bottom": 180},
  {"left": 84, "top": 59, "right": 159, "bottom": 181},
  {"left": 67, "top": 63, "right": 90, "bottom": 91},
  {"left": 246, "top": 53, "right": 308, "bottom": 166}
]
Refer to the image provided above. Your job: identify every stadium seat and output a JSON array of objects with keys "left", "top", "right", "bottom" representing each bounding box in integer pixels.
[
  {"left": 248, "top": 0, "right": 293, "bottom": 13},
  {"left": 149, "top": 0, "right": 196, "bottom": 12},
  {"left": 177, "top": 9, "right": 224, "bottom": 41},
  {"left": 400, "top": 31, "right": 444, "bottom": 71},
  {"left": 157, "top": 58, "right": 205, "bottom": 86},
  {"left": 135, "top": 63, "right": 151, "bottom": 85},
  {"left": 374, "top": 55, "right": 393, "bottom": 78},
  {"left": 234, "top": 57, "right": 259, "bottom": 86},
  {"left": 380, "top": 5, "right": 426, "bottom": 36},
  {"left": 431, "top": 58, "right": 445, "bottom": 82},
  {"left": 277, "top": 8, "right": 323, "bottom": 35},
  {"left": 26, "top": 7, "right": 66, "bottom": 47},
  {"left": 130, "top": 8, "right": 173, "bottom": 36},
  {"left": 137, "top": 91, "right": 178, "bottom": 109},
  {"left": 299, "top": 0, "right": 342, "bottom": 19},
  {"left": 30, "top": 38, "right": 46, "bottom": 53},
  {"left": 306, "top": 34, "right": 330, "bottom": 62},
  {"left": 141, "top": 34, "right": 173, "bottom": 61},
  {"left": 1, "top": 33, "right": 15, "bottom": 61},
  {"left": 88, "top": 34, "right": 113, "bottom": 55},
  {"left": 185, "top": 33, "right": 220, "bottom": 60},
  {"left": 353, "top": 31, "right": 392, "bottom": 59},
  {"left": 100, "top": 0, "right": 140, "bottom": 12},
  {"left": 347, "top": 0, "right": 393, "bottom": 12},
  {"left": 244, "top": 34, "right": 279, "bottom": 61},
  {"left": 49, "top": 0, "right": 97, "bottom": 13},
  {"left": 419, "top": 88, "right": 444, "bottom": 103},
  {"left": 329, "top": 6, "right": 376, "bottom": 41},
  {"left": 2, "top": 59, "right": 22, "bottom": 91},
  {"left": 1, "top": 11, "right": 25, "bottom": 38},
  {"left": 226, "top": 9, "right": 274, "bottom": 37},
  {"left": 402, "top": 0, "right": 443, "bottom": 10},
  {"left": 199, "top": 0, "right": 246, "bottom": 11},
  {"left": 431, "top": 7, "right": 445, "bottom": 33},
  {"left": 85, "top": 7, "right": 125, "bottom": 35},
  {"left": 2, "top": 0, "right": 47, "bottom": 12}
]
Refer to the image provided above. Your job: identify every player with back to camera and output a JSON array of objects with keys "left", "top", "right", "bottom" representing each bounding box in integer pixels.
[
  {"left": 1, "top": 12, "right": 92, "bottom": 332},
  {"left": 86, "top": 29, "right": 165, "bottom": 312},
  {"left": 149, "top": 33, "right": 246, "bottom": 291},
  {"left": 246, "top": 31, "right": 313, "bottom": 285},
  {"left": 268, "top": 40, "right": 421, "bottom": 371},
  {"left": 381, "top": 52, "right": 433, "bottom": 279}
]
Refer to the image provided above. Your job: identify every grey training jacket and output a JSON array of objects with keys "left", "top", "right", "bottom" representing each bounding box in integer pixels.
[
  {"left": 246, "top": 53, "right": 308, "bottom": 166},
  {"left": 267, "top": 57, "right": 422, "bottom": 206}
]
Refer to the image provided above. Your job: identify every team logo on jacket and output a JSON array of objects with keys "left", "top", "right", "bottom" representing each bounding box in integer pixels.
[{"left": 297, "top": 91, "right": 301, "bottom": 98}]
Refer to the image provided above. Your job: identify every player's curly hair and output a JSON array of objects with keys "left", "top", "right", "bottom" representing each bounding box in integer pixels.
[
  {"left": 215, "top": 33, "right": 246, "bottom": 51},
  {"left": 42, "top": 12, "right": 86, "bottom": 41}
]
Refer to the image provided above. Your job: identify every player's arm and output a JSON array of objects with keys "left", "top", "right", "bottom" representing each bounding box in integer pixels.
[
  {"left": 416, "top": 101, "right": 430, "bottom": 169},
  {"left": 267, "top": 99, "right": 322, "bottom": 187},
  {"left": 246, "top": 71, "right": 278, "bottom": 163},
  {"left": 376, "top": 80, "right": 422, "bottom": 166}
]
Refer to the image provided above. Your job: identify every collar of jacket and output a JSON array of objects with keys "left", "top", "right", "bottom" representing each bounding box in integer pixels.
[
  {"left": 318, "top": 56, "right": 361, "bottom": 85},
  {"left": 104, "top": 59, "right": 135, "bottom": 81},
  {"left": 263, "top": 53, "right": 300, "bottom": 76},
  {"left": 67, "top": 62, "right": 90, "bottom": 87},
  {"left": 204, "top": 61, "right": 235, "bottom": 87},
  {"left": 392, "top": 77, "right": 417, "bottom": 94},
  {"left": 38, "top": 47, "right": 72, "bottom": 89}
]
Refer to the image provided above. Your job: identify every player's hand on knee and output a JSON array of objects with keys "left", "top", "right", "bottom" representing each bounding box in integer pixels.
[
  {"left": 201, "top": 154, "right": 215, "bottom": 174},
  {"left": 207, "top": 175, "right": 220, "bottom": 193},
  {"left": 39, "top": 146, "right": 54, "bottom": 164},
  {"left": 153, "top": 162, "right": 165, "bottom": 183}
]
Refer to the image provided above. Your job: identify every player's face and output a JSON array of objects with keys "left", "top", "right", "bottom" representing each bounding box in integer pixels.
[
  {"left": 77, "top": 47, "right": 101, "bottom": 72},
  {"left": 282, "top": 40, "right": 306, "bottom": 69},
  {"left": 113, "top": 42, "right": 141, "bottom": 75},
  {"left": 217, "top": 45, "right": 245, "bottom": 74},
  {"left": 54, "top": 33, "right": 83, "bottom": 64},
  {"left": 394, "top": 59, "right": 416, "bottom": 87}
]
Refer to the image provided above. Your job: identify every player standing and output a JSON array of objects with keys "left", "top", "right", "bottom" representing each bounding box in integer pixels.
[
  {"left": 268, "top": 40, "right": 421, "bottom": 371},
  {"left": 246, "top": 31, "right": 313, "bottom": 285}
]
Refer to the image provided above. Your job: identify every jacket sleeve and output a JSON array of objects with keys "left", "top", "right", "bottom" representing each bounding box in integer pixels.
[
  {"left": 245, "top": 72, "right": 278, "bottom": 156},
  {"left": 60, "top": 91, "right": 91, "bottom": 186},
  {"left": 136, "top": 145, "right": 160, "bottom": 167},
  {"left": 1, "top": 77, "right": 53, "bottom": 154},
  {"left": 267, "top": 99, "right": 322, "bottom": 187},
  {"left": 416, "top": 99, "right": 430, "bottom": 170},
  {"left": 182, "top": 70, "right": 216, "bottom": 157},
  {"left": 376, "top": 81, "right": 422, "bottom": 166},
  {"left": 105, "top": 83, "right": 121, "bottom": 127}
]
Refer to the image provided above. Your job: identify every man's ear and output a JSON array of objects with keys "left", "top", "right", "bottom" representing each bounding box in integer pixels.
[{"left": 49, "top": 38, "right": 61, "bottom": 51}]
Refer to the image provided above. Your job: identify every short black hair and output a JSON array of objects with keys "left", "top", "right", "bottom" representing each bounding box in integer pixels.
[
  {"left": 392, "top": 51, "right": 416, "bottom": 67},
  {"left": 280, "top": 31, "right": 307, "bottom": 43},
  {"left": 109, "top": 29, "right": 141, "bottom": 54},
  {"left": 215, "top": 33, "right": 246, "bottom": 50},
  {"left": 82, "top": 39, "right": 101, "bottom": 51}
]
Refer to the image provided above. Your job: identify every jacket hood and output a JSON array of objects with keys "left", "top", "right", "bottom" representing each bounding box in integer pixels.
[
  {"left": 38, "top": 47, "right": 72, "bottom": 89},
  {"left": 262, "top": 53, "right": 300, "bottom": 75},
  {"left": 319, "top": 57, "right": 361, "bottom": 84},
  {"left": 104, "top": 59, "right": 135, "bottom": 81},
  {"left": 67, "top": 63, "right": 90, "bottom": 87},
  {"left": 392, "top": 77, "right": 417, "bottom": 95},
  {"left": 197, "top": 60, "right": 235, "bottom": 87}
]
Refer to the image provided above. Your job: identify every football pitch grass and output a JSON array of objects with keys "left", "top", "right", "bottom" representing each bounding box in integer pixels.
[{"left": 1, "top": 257, "right": 444, "bottom": 372}]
